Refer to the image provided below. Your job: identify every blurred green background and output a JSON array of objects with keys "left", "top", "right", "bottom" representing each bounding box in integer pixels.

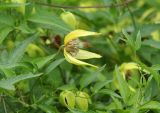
[{"left": 0, "top": 0, "right": 160, "bottom": 113}]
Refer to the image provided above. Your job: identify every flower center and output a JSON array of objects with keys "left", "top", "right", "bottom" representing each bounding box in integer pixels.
[{"left": 65, "top": 39, "right": 79, "bottom": 56}]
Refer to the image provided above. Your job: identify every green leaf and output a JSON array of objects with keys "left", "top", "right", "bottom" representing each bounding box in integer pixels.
[
  {"left": 0, "top": 13, "right": 14, "bottom": 26},
  {"left": 32, "top": 54, "right": 56, "bottom": 69},
  {"left": 135, "top": 60, "right": 160, "bottom": 86},
  {"left": 38, "top": 104, "right": 60, "bottom": 113},
  {"left": 115, "top": 66, "right": 130, "bottom": 103},
  {"left": 0, "top": 3, "right": 29, "bottom": 9},
  {"left": 135, "top": 31, "right": 141, "bottom": 50},
  {"left": 0, "top": 73, "right": 42, "bottom": 90},
  {"left": 0, "top": 62, "right": 34, "bottom": 70},
  {"left": 146, "top": 0, "right": 160, "bottom": 10},
  {"left": 69, "top": 109, "right": 85, "bottom": 113},
  {"left": 15, "top": 23, "right": 35, "bottom": 34},
  {"left": 151, "top": 64, "right": 160, "bottom": 71},
  {"left": 92, "top": 80, "right": 112, "bottom": 94},
  {"left": 122, "top": 30, "right": 134, "bottom": 47},
  {"left": 8, "top": 33, "right": 38, "bottom": 64},
  {"left": 57, "top": 84, "right": 76, "bottom": 90},
  {"left": 45, "top": 58, "right": 65, "bottom": 74},
  {"left": 80, "top": 65, "right": 106, "bottom": 89},
  {"left": 140, "top": 24, "right": 160, "bottom": 37},
  {"left": 0, "top": 26, "right": 13, "bottom": 44},
  {"left": 140, "top": 101, "right": 160, "bottom": 110},
  {"left": 28, "top": 11, "right": 71, "bottom": 34},
  {"left": 0, "top": 68, "right": 16, "bottom": 78},
  {"left": 142, "top": 39, "right": 160, "bottom": 49},
  {"left": 112, "top": 96, "right": 123, "bottom": 109},
  {"left": 98, "top": 89, "right": 122, "bottom": 98}
]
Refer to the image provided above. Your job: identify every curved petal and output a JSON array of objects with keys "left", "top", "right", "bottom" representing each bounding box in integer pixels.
[
  {"left": 64, "top": 29, "right": 101, "bottom": 45},
  {"left": 64, "top": 49, "right": 98, "bottom": 68},
  {"left": 75, "top": 49, "right": 102, "bottom": 59}
]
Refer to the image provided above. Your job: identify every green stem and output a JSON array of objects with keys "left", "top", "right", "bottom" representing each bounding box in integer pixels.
[
  {"left": 2, "top": 97, "right": 7, "bottom": 113},
  {"left": 126, "top": 4, "right": 137, "bottom": 30}
]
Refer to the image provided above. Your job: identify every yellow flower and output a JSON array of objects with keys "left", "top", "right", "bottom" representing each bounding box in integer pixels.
[{"left": 64, "top": 29, "right": 102, "bottom": 68}]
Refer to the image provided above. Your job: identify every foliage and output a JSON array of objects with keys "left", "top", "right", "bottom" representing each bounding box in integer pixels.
[{"left": 0, "top": 0, "right": 160, "bottom": 113}]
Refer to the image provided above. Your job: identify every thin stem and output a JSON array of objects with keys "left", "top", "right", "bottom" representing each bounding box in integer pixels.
[
  {"left": 2, "top": 97, "right": 7, "bottom": 113},
  {"left": 124, "top": 0, "right": 137, "bottom": 30},
  {"left": 58, "top": 66, "right": 66, "bottom": 84},
  {"left": 56, "top": 45, "right": 64, "bottom": 56}
]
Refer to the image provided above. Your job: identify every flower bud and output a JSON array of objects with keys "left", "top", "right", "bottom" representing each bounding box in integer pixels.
[
  {"left": 61, "top": 12, "right": 77, "bottom": 29},
  {"left": 75, "top": 91, "right": 89, "bottom": 112},
  {"left": 59, "top": 90, "right": 75, "bottom": 109},
  {"left": 26, "top": 44, "right": 45, "bottom": 57}
]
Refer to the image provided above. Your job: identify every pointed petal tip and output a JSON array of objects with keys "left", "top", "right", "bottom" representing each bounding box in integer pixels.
[
  {"left": 64, "top": 29, "right": 101, "bottom": 45},
  {"left": 64, "top": 49, "right": 100, "bottom": 68},
  {"left": 75, "top": 49, "right": 102, "bottom": 60}
]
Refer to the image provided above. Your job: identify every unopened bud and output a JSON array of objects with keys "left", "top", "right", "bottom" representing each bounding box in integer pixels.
[
  {"left": 61, "top": 12, "right": 77, "bottom": 29},
  {"left": 75, "top": 91, "right": 89, "bottom": 112},
  {"left": 59, "top": 90, "right": 75, "bottom": 109}
]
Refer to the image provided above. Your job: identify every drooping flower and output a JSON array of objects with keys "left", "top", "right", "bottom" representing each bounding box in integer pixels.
[{"left": 64, "top": 29, "right": 102, "bottom": 68}]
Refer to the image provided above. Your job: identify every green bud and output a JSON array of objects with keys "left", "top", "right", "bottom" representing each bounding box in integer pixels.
[
  {"left": 26, "top": 44, "right": 45, "bottom": 57},
  {"left": 75, "top": 91, "right": 89, "bottom": 112},
  {"left": 61, "top": 11, "right": 77, "bottom": 29},
  {"left": 59, "top": 90, "right": 75, "bottom": 109}
]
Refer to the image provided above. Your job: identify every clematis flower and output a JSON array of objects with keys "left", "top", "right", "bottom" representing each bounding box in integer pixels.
[{"left": 64, "top": 29, "right": 102, "bottom": 68}]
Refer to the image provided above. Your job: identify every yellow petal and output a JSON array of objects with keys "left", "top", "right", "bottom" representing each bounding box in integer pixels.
[
  {"left": 75, "top": 49, "right": 102, "bottom": 59},
  {"left": 64, "top": 29, "right": 101, "bottom": 45},
  {"left": 64, "top": 49, "right": 98, "bottom": 68}
]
